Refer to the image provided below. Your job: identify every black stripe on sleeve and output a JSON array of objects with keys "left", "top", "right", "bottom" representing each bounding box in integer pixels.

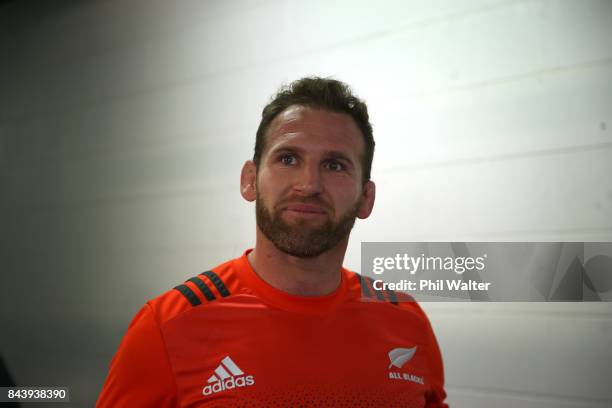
[
  {"left": 365, "top": 277, "right": 385, "bottom": 301},
  {"left": 359, "top": 274, "right": 372, "bottom": 299},
  {"left": 188, "top": 277, "right": 216, "bottom": 301},
  {"left": 174, "top": 284, "right": 202, "bottom": 306},
  {"left": 385, "top": 288, "right": 398, "bottom": 305},
  {"left": 202, "top": 270, "right": 230, "bottom": 297}
]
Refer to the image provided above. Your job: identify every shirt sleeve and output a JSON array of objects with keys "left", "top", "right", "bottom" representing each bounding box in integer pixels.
[
  {"left": 424, "top": 324, "right": 449, "bottom": 408},
  {"left": 399, "top": 301, "right": 449, "bottom": 408},
  {"left": 96, "top": 303, "right": 178, "bottom": 408},
  {"left": 420, "top": 307, "right": 448, "bottom": 408}
]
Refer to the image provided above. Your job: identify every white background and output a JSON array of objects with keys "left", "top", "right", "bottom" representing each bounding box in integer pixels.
[{"left": 1, "top": 1, "right": 611, "bottom": 406}]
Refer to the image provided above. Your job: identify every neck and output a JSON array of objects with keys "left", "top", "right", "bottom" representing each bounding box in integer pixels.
[{"left": 247, "top": 228, "right": 348, "bottom": 296}]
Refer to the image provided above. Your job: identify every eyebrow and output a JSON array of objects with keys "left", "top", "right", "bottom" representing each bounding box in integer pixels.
[{"left": 324, "top": 151, "right": 354, "bottom": 166}]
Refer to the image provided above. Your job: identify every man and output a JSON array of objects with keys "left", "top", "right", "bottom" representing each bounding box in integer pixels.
[{"left": 97, "top": 77, "right": 448, "bottom": 407}]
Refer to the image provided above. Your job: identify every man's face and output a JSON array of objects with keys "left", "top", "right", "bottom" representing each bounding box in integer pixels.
[{"left": 250, "top": 105, "right": 373, "bottom": 258}]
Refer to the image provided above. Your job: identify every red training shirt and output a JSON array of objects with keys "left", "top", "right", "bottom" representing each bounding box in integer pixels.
[{"left": 97, "top": 250, "right": 448, "bottom": 407}]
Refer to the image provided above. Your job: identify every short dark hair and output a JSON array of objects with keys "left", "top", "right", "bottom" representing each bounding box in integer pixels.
[{"left": 254, "top": 77, "right": 375, "bottom": 182}]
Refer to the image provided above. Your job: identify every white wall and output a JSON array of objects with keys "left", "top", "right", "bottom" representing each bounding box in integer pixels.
[{"left": 1, "top": 1, "right": 611, "bottom": 406}]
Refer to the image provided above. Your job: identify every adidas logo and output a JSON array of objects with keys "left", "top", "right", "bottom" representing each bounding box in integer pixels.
[{"left": 202, "top": 356, "right": 255, "bottom": 396}]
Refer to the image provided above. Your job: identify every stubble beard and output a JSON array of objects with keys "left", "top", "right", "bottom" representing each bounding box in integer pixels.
[{"left": 255, "top": 191, "right": 361, "bottom": 258}]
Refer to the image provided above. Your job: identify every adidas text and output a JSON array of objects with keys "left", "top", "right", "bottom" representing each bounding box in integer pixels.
[{"left": 203, "top": 375, "right": 255, "bottom": 395}]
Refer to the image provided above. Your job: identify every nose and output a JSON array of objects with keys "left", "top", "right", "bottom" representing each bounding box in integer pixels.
[{"left": 292, "top": 161, "right": 323, "bottom": 196}]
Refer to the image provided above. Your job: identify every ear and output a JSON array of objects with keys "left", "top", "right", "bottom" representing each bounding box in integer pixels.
[
  {"left": 240, "top": 160, "right": 257, "bottom": 202},
  {"left": 357, "top": 180, "right": 375, "bottom": 219}
]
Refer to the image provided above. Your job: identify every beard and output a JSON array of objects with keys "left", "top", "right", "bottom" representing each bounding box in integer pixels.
[{"left": 256, "top": 191, "right": 360, "bottom": 258}]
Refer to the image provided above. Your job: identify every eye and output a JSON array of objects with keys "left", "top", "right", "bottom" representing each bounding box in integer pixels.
[
  {"left": 325, "top": 160, "right": 345, "bottom": 172},
  {"left": 280, "top": 153, "right": 297, "bottom": 166}
]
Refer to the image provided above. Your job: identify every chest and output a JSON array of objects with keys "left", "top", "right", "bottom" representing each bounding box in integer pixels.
[{"left": 162, "top": 301, "right": 432, "bottom": 407}]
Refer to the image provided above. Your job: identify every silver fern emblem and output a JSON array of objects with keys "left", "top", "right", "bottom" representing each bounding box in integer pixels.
[{"left": 388, "top": 347, "right": 417, "bottom": 369}]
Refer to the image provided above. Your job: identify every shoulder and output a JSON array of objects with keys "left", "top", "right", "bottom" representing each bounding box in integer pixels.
[
  {"left": 146, "top": 257, "right": 246, "bottom": 326},
  {"left": 344, "top": 269, "right": 431, "bottom": 321},
  {"left": 344, "top": 269, "right": 416, "bottom": 304}
]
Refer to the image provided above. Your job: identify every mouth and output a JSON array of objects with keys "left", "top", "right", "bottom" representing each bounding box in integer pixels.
[{"left": 282, "top": 203, "right": 329, "bottom": 219}]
